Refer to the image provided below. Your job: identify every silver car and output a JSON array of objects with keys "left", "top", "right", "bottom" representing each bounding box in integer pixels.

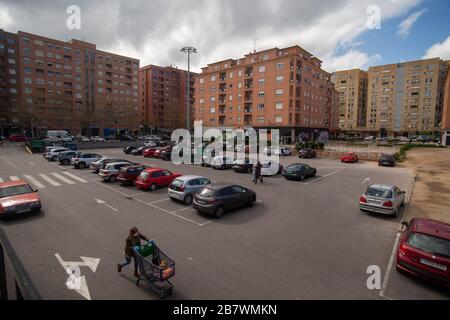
[
  {"left": 90, "top": 157, "right": 129, "bottom": 173},
  {"left": 359, "top": 184, "right": 406, "bottom": 216},
  {"left": 99, "top": 161, "right": 133, "bottom": 182},
  {"left": 168, "top": 175, "right": 213, "bottom": 204}
]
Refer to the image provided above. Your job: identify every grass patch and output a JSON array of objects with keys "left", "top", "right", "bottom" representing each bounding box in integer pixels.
[{"left": 394, "top": 144, "right": 447, "bottom": 162}]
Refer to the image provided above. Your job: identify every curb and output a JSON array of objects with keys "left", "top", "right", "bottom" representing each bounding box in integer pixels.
[
  {"left": 25, "top": 146, "right": 33, "bottom": 154},
  {"left": 396, "top": 170, "right": 418, "bottom": 231}
]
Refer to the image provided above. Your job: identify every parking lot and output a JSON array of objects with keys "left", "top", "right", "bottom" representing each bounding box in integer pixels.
[{"left": 0, "top": 145, "right": 449, "bottom": 300}]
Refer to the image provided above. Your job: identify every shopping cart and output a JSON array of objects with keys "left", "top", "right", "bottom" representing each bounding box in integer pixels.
[{"left": 134, "top": 240, "right": 175, "bottom": 299}]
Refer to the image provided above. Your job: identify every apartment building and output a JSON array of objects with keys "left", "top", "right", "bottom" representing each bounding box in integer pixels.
[
  {"left": 442, "top": 61, "right": 450, "bottom": 145},
  {"left": 366, "top": 58, "right": 448, "bottom": 137},
  {"left": 140, "top": 65, "right": 195, "bottom": 132},
  {"left": 0, "top": 29, "right": 141, "bottom": 137},
  {"left": 333, "top": 69, "right": 368, "bottom": 134},
  {"left": 0, "top": 29, "right": 20, "bottom": 136},
  {"left": 194, "top": 46, "right": 338, "bottom": 143}
]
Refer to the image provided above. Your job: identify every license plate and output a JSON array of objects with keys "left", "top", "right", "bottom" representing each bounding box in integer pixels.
[
  {"left": 17, "top": 208, "right": 31, "bottom": 214},
  {"left": 420, "top": 258, "right": 447, "bottom": 271}
]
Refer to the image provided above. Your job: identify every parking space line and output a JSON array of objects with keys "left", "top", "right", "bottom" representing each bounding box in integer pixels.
[
  {"left": 304, "top": 169, "right": 341, "bottom": 185},
  {"left": 150, "top": 198, "right": 170, "bottom": 204},
  {"left": 51, "top": 172, "right": 75, "bottom": 185},
  {"left": 171, "top": 207, "right": 192, "bottom": 214},
  {"left": 38, "top": 174, "right": 61, "bottom": 187},
  {"left": 24, "top": 175, "right": 45, "bottom": 189},
  {"left": 62, "top": 171, "right": 88, "bottom": 183}
]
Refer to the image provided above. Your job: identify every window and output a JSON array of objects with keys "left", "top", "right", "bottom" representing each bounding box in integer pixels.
[
  {"left": 257, "top": 116, "right": 265, "bottom": 123},
  {"left": 275, "top": 102, "right": 283, "bottom": 109},
  {"left": 210, "top": 75, "right": 216, "bottom": 82},
  {"left": 259, "top": 78, "right": 265, "bottom": 85},
  {"left": 8, "top": 48, "right": 15, "bottom": 54},
  {"left": 9, "top": 79, "right": 16, "bottom": 84},
  {"left": 9, "top": 69, "right": 16, "bottom": 75},
  {"left": 35, "top": 50, "right": 44, "bottom": 57},
  {"left": 199, "top": 78, "right": 204, "bottom": 84},
  {"left": 257, "top": 103, "right": 265, "bottom": 110},
  {"left": 262, "top": 54, "right": 269, "bottom": 61},
  {"left": 259, "top": 65, "right": 266, "bottom": 73},
  {"left": 25, "top": 87, "right": 33, "bottom": 94},
  {"left": 24, "top": 78, "right": 33, "bottom": 84},
  {"left": 276, "top": 62, "right": 284, "bottom": 70},
  {"left": 10, "top": 88, "right": 17, "bottom": 94},
  {"left": 276, "top": 89, "right": 283, "bottom": 96},
  {"left": 258, "top": 91, "right": 265, "bottom": 97},
  {"left": 275, "top": 116, "right": 283, "bottom": 123},
  {"left": 276, "top": 75, "right": 284, "bottom": 83},
  {"left": 34, "top": 39, "right": 44, "bottom": 46}
]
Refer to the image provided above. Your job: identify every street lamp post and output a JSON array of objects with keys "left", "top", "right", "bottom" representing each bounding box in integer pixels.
[{"left": 180, "top": 46, "right": 197, "bottom": 132}]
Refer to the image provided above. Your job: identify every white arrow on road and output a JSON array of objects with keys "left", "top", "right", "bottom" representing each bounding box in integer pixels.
[
  {"left": 95, "top": 198, "right": 118, "bottom": 213},
  {"left": 55, "top": 253, "right": 101, "bottom": 300},
  {"left": 361, "top": 177, "right": 371, "bottom": 185}
]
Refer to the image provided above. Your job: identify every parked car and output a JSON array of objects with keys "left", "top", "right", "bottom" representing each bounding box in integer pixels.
[
  {"left": 99, "top": 161, "right": 134, "bottom": 182},
  {"left": 160, "top": 150, "right": 172, "bottom": 161},
  {"left": 0, "top": 180, "right": 41, "bottom": 218},
  {"left": 396, "top": 218, "right": 450, "bottom": 288},
  {"left": 282, "top": 163, "right": 316, "bottom": 181},
  {"left": 123, "top": 145, "right": 138, "bottom": 154},
  {"left": 359, "top": 184, "right": 405, "bottom": 217},
  {"left": 8, "top": 134, "right": 27, "bottom": 142},
  {"left": 143, "top": 147, "right": 160, "bottom": 158},
  {"left": 153, "top": 148, "right": 163, "bottom": 159},
  {"left": 298, "top": 148, "right": 317, "bottom": 159},
  {"left": 45, "top": 147, "right": 69, "bottom": 161},
  {"left": 117, "top": 165, "right": 147, "bottom": 186},
  {"left": 0, "top": 135, "right": 5, "bottom": 141},
  {"left": 90, "top": 157, "right": 131, "bottom": 173},
  {"left": 364, "top": 136, "right": 375, "bottom": 141},
  {"left": 168, "top": 175, "right": 213, "bottom": 204},
  {"left": 378, "top": 154, "right": 396, "bottom": 167},
  {"left": 144, "top": 140, "right": 157, "bottom": 147},
  {"left": 211, "top": 156, "right": 234, "bottom": 170},
  {"left": 43, "top": 146, "right": 61, "bottom": 158},
  {"left": 135, "top": 168, "right": 181, "bottom": 191},
  {"left": 90, "top": 136, "right": 105, "bottom": 142},
  {"left": 58, "top": 151, "right": 80, "bottom": 165},
  {"left": 193, "top": 184, "right": 256, "bottom": 218},
  {"left": 71, "top": 153, "right": 102, "bottom": 169},
  {"left": 232, "top": 159, "right": 255, "bottom": 173},
  {"left": 119, "top": 135, "right": 136, "bottom": 141},
  {"left": 341, "top": 152, "right": 359, "bottom": 163},
  {"left": 131, "top": 146, "right": 148, "bottom": 156},
  {"left": 253, "top": 160, "right": 283, "bottom": 176}
]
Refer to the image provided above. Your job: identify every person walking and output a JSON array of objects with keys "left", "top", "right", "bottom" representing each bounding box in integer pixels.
[
  {"left": 117, "top": 227, "right": 149, "bottom": 278},
  {"left": 253, "top": 161, "right": 263, "bottom": 184}
]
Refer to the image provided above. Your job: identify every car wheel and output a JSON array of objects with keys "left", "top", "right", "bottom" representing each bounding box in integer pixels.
[
  {"left": 63, "top": 159, "right": 69, "bottom": 165},
  {"left": 247, "top": 197, "right": 255, "bottom": 207},
  {"left": 150, "top": 183, "right": 157, "bottom": 191},
  {"left": 52, "top": 156, "right": 57, "bottom": 161},
  {"left": 79, "top": 162, "right": 86, "bottom": 168},
  {"left": 184, "top": 195, "right": 193, "bottom": 205},
  {"left": 214, "top": 207, "right": 224, "bottom": 219},
  {"left": 393, "top": 207, "right": 399, "bottom": 218},
  {"left": 109, "top": 175, "right": 117, "bottom": 183}
]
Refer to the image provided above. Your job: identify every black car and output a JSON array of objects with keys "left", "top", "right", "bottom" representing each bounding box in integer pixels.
[
  {"left": 232, "top": 159, "right": 255, "bottom": 173},
  {"left": 119, "top": 135, "right": 136, "bottom": 142},
  {"left": 131, "top": 146, "right": 147, "bottom": 155},
  {"left": 193, "top": 184, "right": 256, "bottom": 218},
  {"left": 378, "top": 154, "right": 395, "bottom": 167},
  {"left": 58, "top": 151, "right": 80, "bottom": 165},
  {"left": 123, "top": 145, "right": 138, "bottom": 154},
  {"left": 298, "top": 148, "right": 317, "bottom": 159},
  {"left": 282, "top": 163, "right": 316, "bottom": 181}
]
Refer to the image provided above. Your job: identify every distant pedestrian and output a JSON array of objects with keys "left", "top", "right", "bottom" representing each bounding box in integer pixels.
[
  {"left": 253, "top": 161, "right": 263, "bottom": 184},
  {"left": 117, "top": 227, "right": 149, "bottom": 278}
]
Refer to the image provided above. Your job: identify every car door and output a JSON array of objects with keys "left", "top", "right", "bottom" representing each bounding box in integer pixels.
[
  {"left": 151, "top": 170, "right": 162, "bottom": 186},
  {"left": 231, "top": 185, "right": 248, "bottom": 208},
  {"left": 160, "top": 170, "right": 173, "bottom": 186},
  {"left": 218, "top": 187, "right": 239, "bottom": 211}
]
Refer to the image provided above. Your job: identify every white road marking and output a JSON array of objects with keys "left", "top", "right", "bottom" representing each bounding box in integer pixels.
[
  {"left": 62, "top": 172, "right": 88, "bottom": 183},
  {"left": 51, "top": 173, "right": 75, "bottom": 185},
  {"left": 95, "top": 198, "right": 118, "bottom": 213},
  {"left": 150, "top": 198, "right": 171, "bottom": 204},
  {"left": 29, "top": 162, "right": 35, "bottom": 165},
  {"left": 9, "top": 176, "right": 20, "bottom": 181},
  {"left": 38, "top": 174, "right": 61, "bottom": 187},
  {"left": 304, "top": 169, "right": 341, "bottom": 185},
  {"left": 379, "top": 232, "right": 401, "bottom": 298},
  {"left": 24, "top": 175, "right": 45, "bottom": 189}
]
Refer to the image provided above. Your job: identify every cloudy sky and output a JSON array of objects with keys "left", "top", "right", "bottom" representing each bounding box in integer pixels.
[{"left": 0, "top": 0, "right": 449, "bottom": 73}]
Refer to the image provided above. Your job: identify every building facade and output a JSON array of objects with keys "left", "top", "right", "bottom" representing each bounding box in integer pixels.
[
  {"left": 140, "top": 65, "right": 195, "bottom": 132},
  {"left": 333, "top": 69, "right": 368, "bottom": 134},
  {"left": 0, "top": 29, "right": 20, "bottom": 136},
  {"left": 194, "top": 46, "right": 338, "bottom": 143},
  {"left": 442, "top": 61, "right": 450, "bottom": 145},
  {"left": 0, "top": 29, "right": 141, "bottom": 137}
]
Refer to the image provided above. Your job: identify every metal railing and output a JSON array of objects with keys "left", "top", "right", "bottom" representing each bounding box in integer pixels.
[{"left": 0, "top": 227, "right": 41, "bottom": 300}]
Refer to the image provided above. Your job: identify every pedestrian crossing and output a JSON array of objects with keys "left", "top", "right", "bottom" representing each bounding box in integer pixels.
[{"left": 0, "top": 172, "right": 89, "bottom": 189}]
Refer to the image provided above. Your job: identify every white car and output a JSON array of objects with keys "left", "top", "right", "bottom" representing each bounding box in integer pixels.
[
  {"left": 144, "top": 140, "right": 157, "bottom": 147},
  {"left": 253, "top": 160, "right": 283, "bottom": 176},
  {"left": 99, "top": 161, "right": 133, "bottom": 182},
  {"left": 211, "top": 156, "right": 234, "bottom": 169},
  {"left": 90, "top": 136, "right": 105, "bottom": 142},
  {"left": 364, "top": 136, "right": 375, "bottom": 141},
  {"left": 80, "top": 136, "right": 90, "bottom": 143},
  {"left": 45, "top": 147, "right": 69, "bottom": 161},
  {"left": 263, "top": 146, "right": 292, "bottom": 156},
  {"left": 71, "top": 153, "right": 102, "bottom": 169}
]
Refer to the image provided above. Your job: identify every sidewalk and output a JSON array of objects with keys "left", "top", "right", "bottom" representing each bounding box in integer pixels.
[{"left": 399, "top": 148, "right": 450, "bottom": 224}]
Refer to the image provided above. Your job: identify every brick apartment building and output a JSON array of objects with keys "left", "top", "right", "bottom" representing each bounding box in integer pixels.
[
  {"left": 140, "top": 65, "right": 195, "bottom": 132},
  {"left": 0, "top": 29, "right": 141, "bottom": 137},
  {"left": 194, "top": 46, "right": 339, "bottom": 144},
  {"left": 334, "top": 58, "right": 449, "bottom": 138},
  {"left": 332, "top": 69, "right": 368, "bottom": 134},
  {"left": 442, "top": 61, "right": 450, "bottom": 145}
]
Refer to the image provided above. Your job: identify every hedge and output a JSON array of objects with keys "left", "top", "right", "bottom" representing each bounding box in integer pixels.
[{"left": 393, "top": 144, "right": 447, "bottom": 162}]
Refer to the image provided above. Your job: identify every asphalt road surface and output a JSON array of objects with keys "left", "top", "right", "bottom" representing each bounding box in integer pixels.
[{"left": 0, "top": 144, "right": 448, "bottom": 300}]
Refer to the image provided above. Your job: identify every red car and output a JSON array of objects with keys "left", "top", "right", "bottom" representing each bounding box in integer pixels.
[
  {"left": 117, "top": 165, "right": 147, "bottom": 186},
  {"left": 396, "top": 218, "right": 450, "bottom": 288},
  {"left": 143, "top": 147, "right": 160, "bottom": 158},
  {"left": 0, "top": 180, "right": 41, "bottom": 218},
  {"left": 340, "top": 152, "right": 358, "bottom": 163},
  {"left": 8, "top": 134, "right": 28, "bottom": 142},
  {"left": 135, "top": 168, "right": 181, "bottom": 191}
]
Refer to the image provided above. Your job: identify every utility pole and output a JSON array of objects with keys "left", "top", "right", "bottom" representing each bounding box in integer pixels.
[{"left": 180, "top": 46, "right": 197, "bottom": 132}]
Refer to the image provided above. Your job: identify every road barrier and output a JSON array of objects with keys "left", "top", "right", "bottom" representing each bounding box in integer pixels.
[{"left": 0, "top": 227, "right": 41, "bottom": 300}]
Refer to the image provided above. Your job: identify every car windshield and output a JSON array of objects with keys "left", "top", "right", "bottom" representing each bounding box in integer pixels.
[
  {"left": 365, "top": 187, "right": 392, "bottom": 198},
  {"left": 286, "top": 164, "right": 301, "bottom": 171},
  {"left": 171, "top": 179, "right": 184, "bottom": 187},
  {"left": 407, "top": 232, "right": 450, "bottom": 258},
  {"left": 0, "top": 185, "right": 33, "bottom": 198},
  {"left": 198, "top": 188, "right": 215, "bottom": 197}
]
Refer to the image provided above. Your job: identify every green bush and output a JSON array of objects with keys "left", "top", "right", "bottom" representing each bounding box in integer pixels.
[
  {"left": 393, "top": 143, "right": 446, "bottom": 162},
  {"left": 295, "top": 141, "right": 324, "bottom": 151}
]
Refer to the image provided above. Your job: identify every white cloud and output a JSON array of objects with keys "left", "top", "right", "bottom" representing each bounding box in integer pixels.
[
  {"left": 0, "top": 6, "right": 12, "bottom": 29},
  {"left": 323, "top": 50, "right": 381, "bottom": 72},
  {"left": 397, "top": 8, "right": 427, "bottom": 38},
  {"left": 422, "top": 36, "right": 450, "bottom": 60}
]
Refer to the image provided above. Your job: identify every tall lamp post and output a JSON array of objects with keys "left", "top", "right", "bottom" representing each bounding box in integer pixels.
[{"left": 180, "top": 46, "right": 197, "bottom": 132}]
